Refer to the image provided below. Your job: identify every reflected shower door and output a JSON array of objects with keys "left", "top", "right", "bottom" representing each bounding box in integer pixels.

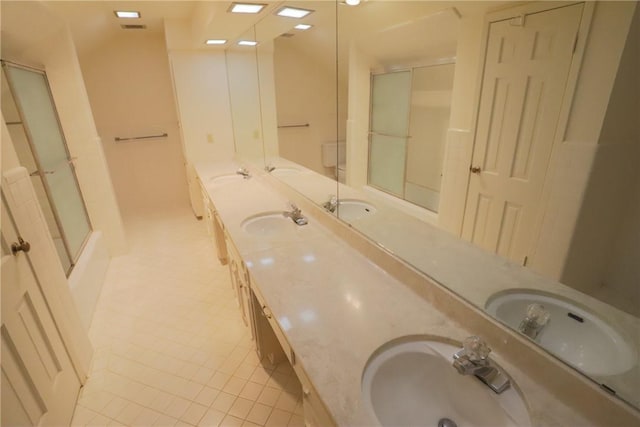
[
  {"left": 368, "top": 71, "right": 411, "bottom": 197},
  {"left": 3, "top": 62, "right": 91, "bottom": 268}
]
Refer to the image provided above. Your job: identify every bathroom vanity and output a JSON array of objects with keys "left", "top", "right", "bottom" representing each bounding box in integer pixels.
[{"left": 195, "top": 161, "right": 640, "bottom": 427}]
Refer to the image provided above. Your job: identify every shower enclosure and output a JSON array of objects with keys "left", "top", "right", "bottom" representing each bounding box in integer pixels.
[
  {"left": 1, "top": 61, "right": 91, "bottom": 275},
  {"left": 368, "top": 62, "right": 455, "bottom": 213}
]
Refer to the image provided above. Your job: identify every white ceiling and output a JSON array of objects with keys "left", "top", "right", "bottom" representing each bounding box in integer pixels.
[{"left": 1, "top": 0, "right": 503, "bottom": 69}]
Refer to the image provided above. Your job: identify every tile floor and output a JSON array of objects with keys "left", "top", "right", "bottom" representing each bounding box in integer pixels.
[{"left": 71, "top": 208, "right": 304, "bottom": 427}]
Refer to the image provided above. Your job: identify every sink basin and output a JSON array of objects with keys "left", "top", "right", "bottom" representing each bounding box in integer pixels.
[
  {"left": 485, "top": 290, "right": 636, "bottom": 376},
  {"left": 241, "top": 212, "right": 294, "bottom": 237},
  {"left": 209, "top": 173, "right": 246, "bottom": 186},
  {"left": 337, "top": 199, "right": 376, "bottom": 221},
  {"left": 362, "top": 337, "right": 530, "bottom": 427},
  {"left": 271, "top": 167, "right": 301, "bottom": 177}
]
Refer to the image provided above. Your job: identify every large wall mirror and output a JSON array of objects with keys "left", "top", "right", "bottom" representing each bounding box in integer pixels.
[
  {"left": 255, "top": 0, "right": 340, "bottom": 205},
  {"left": 226, "top": 25, "right": 265, "bottom": 168},
  {"left": 231, "top": 0, "right": 640, "bottom": 411}
]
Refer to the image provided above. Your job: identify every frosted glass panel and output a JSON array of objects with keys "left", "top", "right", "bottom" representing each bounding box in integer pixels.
[
  {"left": 6, "top": 67, "right": 68, "bottom": 171},
  {"left": 369, "top": 134, "right": 406, "bottom": 196},
  {"left": 405, "top": 63, "right": 455, "bottom": 213},
  {"left": 371, "top": 71, "right": 411, "bottom": 136},
  {"left": 5, "top": 64, "right": 91, "bottom": 263}
]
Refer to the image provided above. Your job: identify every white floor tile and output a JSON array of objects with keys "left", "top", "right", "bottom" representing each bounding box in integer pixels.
[{"left": 71, "top": 210, "right": 260, "bottom": 427}]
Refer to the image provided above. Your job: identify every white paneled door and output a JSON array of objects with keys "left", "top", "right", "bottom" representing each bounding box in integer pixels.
[
  {"left": 1, "top": 196, "right": 81, "bottom": 426},
  {"left": 462, "top": 3, "right": 583, "bottom": 264}
]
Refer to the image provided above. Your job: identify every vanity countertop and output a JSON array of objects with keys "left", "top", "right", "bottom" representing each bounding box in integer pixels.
[
  {"left": 194, "top": 161, "right": 633, "bottom": 426},
  {"left": 263, "top": 158, "right": 640, "bottom": 408}
]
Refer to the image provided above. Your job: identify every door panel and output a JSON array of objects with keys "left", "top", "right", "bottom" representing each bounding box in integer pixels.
[
  {"left": 462, "top": 4, "right": 583, "bottom": 263},
  {"left": 1, "top": 197, "right": 81, "bottom": 426}
]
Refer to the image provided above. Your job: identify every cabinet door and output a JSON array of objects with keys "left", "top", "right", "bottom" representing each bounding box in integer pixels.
[{"left": 249, "top": 290, "right": 286, "bottom": 366}]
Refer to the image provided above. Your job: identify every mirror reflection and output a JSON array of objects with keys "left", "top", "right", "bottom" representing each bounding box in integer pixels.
[
  {"left": 369, "top": 62, "right": 454, "bottom": 212},
  {"left": 255, "top": 1, "right": 340, "bottom": 180},
  {"left": 231, "top": 0, "right": 640, "bottom": 410},
  {"left": 226, "top": 26, "right": 264, "bottom": 166}
]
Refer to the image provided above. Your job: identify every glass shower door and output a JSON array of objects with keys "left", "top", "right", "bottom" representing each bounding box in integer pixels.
[
  {"left": 3, "top": 62, "right": 91, "bottom": 270},
  {"left": 368, "top": 71, "right": 412, "bottom": 196}
]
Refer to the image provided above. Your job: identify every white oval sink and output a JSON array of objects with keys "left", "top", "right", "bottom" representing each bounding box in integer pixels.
[
  {"left": 271, "top": 167, "right": 301, "bottom": 177},
  {"left": 209, "top": 173, "right": 246, "bottom": 186},
  {"left": 485, "top": 290, "right": 636, "bottom": 376},
  {"left": 241, "top": 212, "right": 294, "bottom": 237},
  {"left": 362, "top": 337, "right": 530, "bottom": 427},
  {"left": 337, "top": 199, "right": 376, "bottom": 221}
]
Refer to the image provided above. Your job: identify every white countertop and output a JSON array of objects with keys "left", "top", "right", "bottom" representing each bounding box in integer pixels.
[
  {"left": 194, "top": 161, "right": 635, "bottom": 426},
  {"left": 263, "top": 158, "right": 640, "bottom": 408}
]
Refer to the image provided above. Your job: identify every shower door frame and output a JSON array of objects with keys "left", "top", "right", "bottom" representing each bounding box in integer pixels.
[
  {"left": 1, "top": 60, "right": 92, "bottom": 274},
  {"left": 367, "top": 57, "right": 456, "bottom": 212}
]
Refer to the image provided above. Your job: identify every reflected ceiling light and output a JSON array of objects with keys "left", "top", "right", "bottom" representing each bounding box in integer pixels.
[
  {"left": 276, "top": 6, "right": 314, "bottom": 19},
  {"left": 345, "top": 0, "right": 361, "bottom": 5},
  {"left": 228, "top": 3, "right": 266, "bottom": 14},
  {"left": 205, "top": 39, "right": 227, "bottom": 45},
  {"left": 238, "top": 40, "right": 259, "bottom": 46},
  {"left": 114, "top": 11, "right": 140, "bottom": 18},
  {"left": 294, "top": 24, "right": 313, "bottom": 30}
]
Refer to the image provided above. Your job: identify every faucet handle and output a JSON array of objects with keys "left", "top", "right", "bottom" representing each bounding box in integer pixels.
[
  {"left": 462, "top": 336, "right": 491, "bottom": 361},
  {"left": 523, "top": 303, "right": 550, "bottom": 326},
  {"left": 288, "top": 202, "right": 300, "bottom": 212}
]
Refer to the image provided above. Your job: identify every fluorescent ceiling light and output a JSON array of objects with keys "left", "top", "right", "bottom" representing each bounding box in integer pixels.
[
  {"left": 229, "top": 3, "right": 266, "bottom": 14},
  {"left": 276, "top": 6, "right": 313, "bottom": 18},
  {"left": 114, "top": 11, "right": 140, "bottom": 19},
  {"left": 205, "top": 39, "right": 227, "bottom": 45},
  {"left": 345, "top": 0, "right": 361, "bottom": 5},
  {"left": 238, "top": 40, "right": 258, "bottom": 46},
  {"left": 294, "top": 24, "right": 312, "bottom": 30}
]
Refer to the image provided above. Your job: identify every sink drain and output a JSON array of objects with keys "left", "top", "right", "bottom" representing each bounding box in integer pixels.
[{"left": 438, "top": 418, "right": 458, "bottom": 427}]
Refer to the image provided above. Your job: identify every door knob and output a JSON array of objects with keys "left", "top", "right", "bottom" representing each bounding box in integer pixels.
[
  {"left": 470, "top": 166, "right": 482, "bottom": 174},
  {"left": 11, "top": 237, "right": 31, "bottom": 255}
]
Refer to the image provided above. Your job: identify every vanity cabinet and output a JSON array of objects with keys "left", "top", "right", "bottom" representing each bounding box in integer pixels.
[
  {"left": 294, "top": 364, "right": 336, "bottom": 427},
  {"left": 249, "top": 281, "right": 289, "bottom": 366},
  {"left": 199, "top": 178, "right": 228, "bottom": 265},
  {"left": 226, "top": 236, "right": 252, "bottom": 330},
  {"left": 250, "top": 280, "right": 336, "bottom": 427}
]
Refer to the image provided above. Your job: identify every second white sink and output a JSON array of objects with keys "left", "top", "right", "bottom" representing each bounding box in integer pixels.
[
  {"left": 485, "top": 290, "right": 637, "bottom": 376},
  {"left": 337, "top": 199, "right": 377, "bottom": 221},
  {"left": 241, "top": 212, "right": 295, "bottom": 237}
]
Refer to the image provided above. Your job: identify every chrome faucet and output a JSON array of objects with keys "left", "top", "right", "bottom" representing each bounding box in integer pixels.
[
  {"left": 452, "top": 336, "right": 510, "bottom": 394},
  {"left": 283, "top": 203, "right": 308, "bottom": 226},
  {"left": 236, "top": 167, "right": 251, "bottom": 179},
  {"left": 265, "top": 164, "right": 276, "bottom": 172},
  {"left": 518, "top": 303, "right": 550, "bottom": 339},
  {"left": 323, "top": 195, "right": 338, "bottom": 213}
]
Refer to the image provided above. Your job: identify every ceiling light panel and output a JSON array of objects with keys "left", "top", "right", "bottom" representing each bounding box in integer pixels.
[
  {"left": 229, "top": 3, "right": 266, "bottom": 14},
  {"left": 206, "top": 39, "right": 227, "bottom": 45},
  {"left": 238, "top": 40, "right": 259, "bottom": 46},
  {"left": 276, "top": 7, "right": 313, "bottom": 18},
  {"left": 114, "top": 11, "right": 140, "bottom": 19},
  {"left": 294, "top": 24, "right": 312, "bottom": 30}
]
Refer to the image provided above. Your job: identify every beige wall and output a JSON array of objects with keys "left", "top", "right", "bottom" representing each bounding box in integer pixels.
[{"left": 80, "top": 32, "right": 189, "bottom": 218}]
